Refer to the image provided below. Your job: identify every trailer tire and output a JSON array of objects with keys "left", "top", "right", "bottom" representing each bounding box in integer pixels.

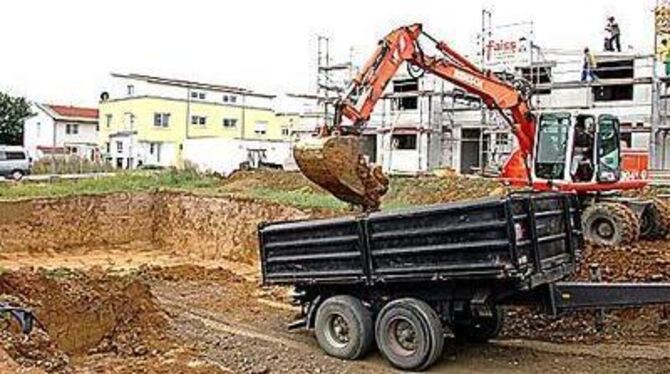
[
  {"left": 451, "top": 305, "right": 503, "bottom": 343},
  {"left": 582, "top": 203, "right": 639, "bottom": 246},
  {"left": 375, "top": 298, "right": 444, "bottom": 371},
  {"left": 314, "top": 295, "right": 373, "bottom": 360}
]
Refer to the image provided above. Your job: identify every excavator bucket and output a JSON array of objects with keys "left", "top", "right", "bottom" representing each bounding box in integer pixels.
[{"left": 294, "top": 136, "right": 389, "bottom": 210}]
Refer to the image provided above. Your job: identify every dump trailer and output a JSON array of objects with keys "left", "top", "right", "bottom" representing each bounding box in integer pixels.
[{"left": 258, "top": 192, "right": 670, "bottom": 371}]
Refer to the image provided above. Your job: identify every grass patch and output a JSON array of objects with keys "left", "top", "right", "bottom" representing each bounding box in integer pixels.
[{"left": 0, "top": 170, "right": 221, "bottom": 200}]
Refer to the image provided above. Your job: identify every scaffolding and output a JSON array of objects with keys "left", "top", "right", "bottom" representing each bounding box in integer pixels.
[{"left": 316, "top": 35, "right": 355, "bottom": 126}]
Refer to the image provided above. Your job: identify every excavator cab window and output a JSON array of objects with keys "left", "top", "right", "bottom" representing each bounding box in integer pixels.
[
  {"left": 596, "top": 115, "right": 622, "bottom": 183},
  {"left": 571, "top": 115, "right": 596, "bottom": 182},
  {"left": 535, "top": 113, "right": 571, "bottom": 181}
]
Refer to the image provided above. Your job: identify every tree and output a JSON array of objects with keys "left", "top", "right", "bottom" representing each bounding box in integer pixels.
[{"left": 0, "top": 92, "right": 33, "bottom": 145}]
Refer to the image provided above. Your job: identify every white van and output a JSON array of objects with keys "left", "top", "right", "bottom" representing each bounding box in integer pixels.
[{"left": 0, "top": 146, "right": 31, "bottom": 180}]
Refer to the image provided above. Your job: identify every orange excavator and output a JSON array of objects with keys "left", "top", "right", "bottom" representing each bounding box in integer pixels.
[{"left": 294, "top": 24, "right": 669, "bottom": 246}]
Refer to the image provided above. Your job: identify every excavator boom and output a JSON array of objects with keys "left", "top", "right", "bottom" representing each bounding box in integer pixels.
[{"left": 294, "top": 24, "right": 536, "bottom": 210}]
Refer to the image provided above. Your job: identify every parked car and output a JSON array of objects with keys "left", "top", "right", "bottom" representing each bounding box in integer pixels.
[{"left": 0, "top": 146, "right": 31, "bottom": 180}]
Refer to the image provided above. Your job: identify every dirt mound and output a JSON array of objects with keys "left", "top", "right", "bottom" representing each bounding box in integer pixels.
[
  {"left": 0, "top": 268, "right": 168, "bottom": 372},
  {"left": 504, "top": 242, "right": 670, "bottom": 342},
  {"left": 383, "top": 175, "right": 506, "bottom": 207}
]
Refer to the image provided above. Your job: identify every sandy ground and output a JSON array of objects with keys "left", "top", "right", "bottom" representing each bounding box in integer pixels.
[{"left": 0, "top": 246, "right": 668, "bottom": 374}]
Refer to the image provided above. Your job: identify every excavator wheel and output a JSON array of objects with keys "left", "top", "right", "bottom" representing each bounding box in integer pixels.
[
  {"left": 293, "top": 135, "right": 389, "bottom": 210},
  {"left": 641, "top": 199, "right": 670, "bottom": 240},
  {"left": 582, "top": 203, "right": 640, "bottom": 246}
]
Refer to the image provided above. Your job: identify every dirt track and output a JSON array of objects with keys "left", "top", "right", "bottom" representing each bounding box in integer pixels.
[{"left": 0, "top": 251, "right": 668, "bottom": 374}]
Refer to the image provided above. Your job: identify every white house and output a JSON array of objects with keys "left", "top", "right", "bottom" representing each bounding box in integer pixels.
[{"left": 23, "top": 103, "right": 99, "bottom": 160}]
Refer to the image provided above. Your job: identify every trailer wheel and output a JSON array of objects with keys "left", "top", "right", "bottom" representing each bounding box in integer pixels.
[
  {"left": 451, "top": 305, "right": 503, "bottom": 343},
  {"left": 582, "top": 203, "right": 640, "bottom": 246},
  {"left": 375, "top": 298, "right": 444, "bottom": 371},
  {"left": 314, "top": 295, "right": 373, "bottom": 360}
]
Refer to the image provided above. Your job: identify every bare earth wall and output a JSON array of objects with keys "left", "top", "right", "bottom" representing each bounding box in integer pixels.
[{"left": 0, "top": 192, "right": 306, "bottom": 263}]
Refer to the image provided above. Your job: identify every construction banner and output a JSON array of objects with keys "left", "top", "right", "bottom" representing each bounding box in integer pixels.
[{"left": 484, "top": 23, "right": 533, "bottom": 72}]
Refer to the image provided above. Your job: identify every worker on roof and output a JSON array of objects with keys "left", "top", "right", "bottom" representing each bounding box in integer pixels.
[
  {"left": 659, "top": 39, "right": 670, "bottom": 77},
  {"left": 606, "top": 16, "right": 621, "bottom": 52},
  {"left": 581, "top": 48, "right": 598, "bottom": 82}
]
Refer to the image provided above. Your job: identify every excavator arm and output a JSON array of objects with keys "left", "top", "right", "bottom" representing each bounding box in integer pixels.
[{"left": 294, "top": 23, "right": 536, "bottom": 210}]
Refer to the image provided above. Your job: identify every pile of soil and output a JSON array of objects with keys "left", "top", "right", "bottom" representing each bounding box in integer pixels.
[
  {"left": 503, "top": 242, "right": 670, "bottom": 342},
  {"left": 0, "top": 268, "right": 168, "bottom": 372}
]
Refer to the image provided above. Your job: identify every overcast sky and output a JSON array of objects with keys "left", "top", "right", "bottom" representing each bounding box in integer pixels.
[{"left": 0, "top": 0, "right": 658, "bottom": 106}]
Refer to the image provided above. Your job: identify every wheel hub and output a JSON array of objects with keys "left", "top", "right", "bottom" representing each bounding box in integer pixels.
[
  {"left": 392, "top": 319, "right": 417, "bottom": 352},
  {"left": 328, "top": 314, "right": 350, "bottom": 346},
  {"left": 593, "top": 218, "right": 615, "bottom": 239}
]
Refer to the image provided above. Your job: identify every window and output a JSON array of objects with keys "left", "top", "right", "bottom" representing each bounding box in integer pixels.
[
  {"left": 191, "top": 116, "right": 207, "bottom": 126},
  {"left": 596, "top": 59, "right": 634, "bottom": 80},
  {"left": 154, "top": 113, "right": 171, "bottom": 128},
  {"left": 65, "top": 124, "right": 79, "bottom": 135},
  {"left": 281, "top": 127, "right": 290, "bottom": 136},
  {"left": 5, "top": 152, "right": 26, "bottom": 160},
  {"left": 116, "top": 141, "right": 123, "bottom": 153},
  {"left": 517, "top": 65, "right": 552, "bottom": 95},
  {"left": 535, "top": 113, "right": 571, "bottom": 180},
  {"left": 191, "top": 91, "right": 206, "bottom": 100},
  {"left": 36, "top": 122, "right": 41, "bottom": 137},
  {"left": 223, "top": 118, "right": 238, "bottom": 128},
  {"left": 391, "top": 134, "right": 417, "bottom": 150},
  {"left": 254, "top": 121, "right": 268, "bottom": 135},
  {"left": 223, "top": 95, "right": 237, "bottom": 104},
  {"left": 150, "top": 143, "right": 155, "bottom": 154},
  {"left": 105, "top": 142, "right": 110, "bottom": 154},
  {"left": 393, "top": 79, "right": 419, "bottom": 111},
  {"left": 592, "top": 59, "right": 634, "bottom": 102},
  {"left": 127, "top": 85, "right": 135, "bottom": 96},
  {"left": 124, "top": 113, "right": 135, "bottom": 129},
  {"left": 106, "top": 114, "right": 112, "bottom": 128},
  {"left": 593, "top": 85, "right": 634, "bottom": 102}
]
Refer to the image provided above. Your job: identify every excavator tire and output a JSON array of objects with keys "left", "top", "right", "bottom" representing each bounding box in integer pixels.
[
  {"left": 582, "top": 202, "right": 640, "bottom": 246},
  {"left": 644, "top": 198, "right": 670, "bottom": 240},
  {"left": 293, "top": 135, "right": 389, "bottom": 210}
]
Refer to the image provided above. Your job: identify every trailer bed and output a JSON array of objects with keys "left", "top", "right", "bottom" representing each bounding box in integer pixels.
[{"left": 259, "top": 192, "right": 582, "bottom": 290}]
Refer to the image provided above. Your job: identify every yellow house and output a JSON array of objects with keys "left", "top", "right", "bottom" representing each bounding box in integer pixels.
[{"left": 99, "top": 73, "right": 284, "bottom": 168}]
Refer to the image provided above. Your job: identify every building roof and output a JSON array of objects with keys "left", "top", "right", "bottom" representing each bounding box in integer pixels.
[
  {"left": 39, "top": 103, "right": 99, "bottom": 123},
  {"left": 111, "top": 73, "right": 276, "bottom": 98}
]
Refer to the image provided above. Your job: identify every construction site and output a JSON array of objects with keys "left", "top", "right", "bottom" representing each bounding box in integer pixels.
[
  {"left": 7, "top": 1, "right": 670, "bottom": 373},
  {"left": 0, "top": 169, "right": 666, "bottom": 373}
]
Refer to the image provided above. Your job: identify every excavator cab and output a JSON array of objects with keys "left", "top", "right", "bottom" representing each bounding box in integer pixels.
[{"left": 533, "top": 112, "right": 622, "bottom": 185}]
